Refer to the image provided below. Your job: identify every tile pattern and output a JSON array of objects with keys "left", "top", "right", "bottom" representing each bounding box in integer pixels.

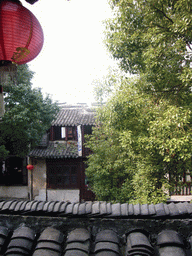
[
  {"left": 52, "top": 106, "right": 95, "bottom": 127},
  {"left": 0, "top": 200, "right": 192, "bottom": 218},
  {"left": 0, "top": 219, "right": 191, "bottom": 255},
  {"left": 29, "top": 141, "right": 78, "bottom": 159},
  {"left": 0, "top": 200, "right": 192, "bottom": 255}
]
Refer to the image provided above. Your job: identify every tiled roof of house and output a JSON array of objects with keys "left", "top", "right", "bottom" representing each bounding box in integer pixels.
[
  {"left": 52, "top": 105, "right": 96, "bottom": 127},
  {"left": 0, "top": 200, "right": 192, "bottom": 255},
  {"left": 0, "top": 200, "right": 192, "bottom": 218},
  {"left": 29, "top": 141, "right": 78, "bottom": 158}
]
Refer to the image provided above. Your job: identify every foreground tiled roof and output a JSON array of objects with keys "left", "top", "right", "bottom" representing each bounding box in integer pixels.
[
  {"left": 0, "top": 200, "right": 192, "bottom": 255},
  {"left": 29, "top": 141, "right": 78, "bottom": 158},
  {"left": 0, "top": 200, "right": 192, "bottom": 218},
  {"left": 52, "top": 106, "right": 96, "bottom": 127}
]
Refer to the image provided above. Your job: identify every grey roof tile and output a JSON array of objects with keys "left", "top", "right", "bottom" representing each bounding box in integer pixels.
[
  {"left": 127, "top": 247, "right": 153, "bottom": 255},
  {"left": 111, "top": 203, "right": 121, "bottom": 217},
  {"left": 0, "top": 199, "right": 192, "bottom": 255},
  {"left": 31, "top": 201, "right": 41, "bottom": 212},
  {"left": 65, "top": 203, "right": 75, "bottom": 215},
  {"left": 8, "top": 238, "right": 33, "bottom": 251},
  {"left": 19, "top": 200, "right": 30, "bottom": 212},
  {"left": 73, "top": 203, "right": 80, "bottom": 215},
  {"left": 133, "top": 204, "right": 141, "bottom": 216},
  {"left": 106, "top": 202, "right": 112, "bottom": 215},
  {"left": 92, "top": 202, "right": 100, "bottom": 215},
  {"left": 121, "top": 203, "right": 128, "bottom": 216},
  {"left": 126, "top": 231, "right": 153, "bottom": 251},
  {"left": 47, "top": 201, "right": 58, "bottom": 213},
  {"left": 0, "top": 200, "right": 6, "bottom": 210},
  {"left": 5, "top": 247, "right": 29, "bottom": 255},
  {"left": 0, "top": 226, "right": 9, "bottom": 238},
  {"left": 8, "top": 200, "right": 19, "bottom": 211},
  {"left": 42, "top": 201, "right": 53, "bottom": 212},
  {"left": 67, "top": 229, "right": 90, "bottom": 243},
  {"left": 157, "top": 230, "right": 184, "bottom": 246},
  {"left": 38, "top": 227, "right": 64, "bottom": 244},
  {"left": 94, "top": 242, "right": 119, "bottom": 254},
  {"left": 85, "top": 202, "right": 92, "bottom": 214},
  {"left": 157, "top": 246, "right": 186, "bottom": 256},
  {"left": 33, "top": 248, "right": 61, "bottom": 256},
  {"left": 167, "top": 202, "right": 179, "bottom": 216},
  {"left": 36, "top": 201, "right": 46, "bottom": 211},
  {"left": 141, "top": 204, "right": 149, "bottom": 216},
  {"left": 2, "top": 200, "right": 17, "bottom": 211},
  {"left": 148, "top": 204, "right": 156, "bottom": 216},
  {"left": 65, "top": 241, "right": 90, "bottom": 253},
  {"left": 24, "top": 201, "right": 37, "bottom": 212},
  {"left": 64, "top": 250, "right": 88, "bottom": 256},
  {"left": 155, "top": 203, "right": 166, "bottom": 216},
  {"left": 14, "top": 200, "right": 26, "bottom": 212},
  {"left": 78, "top": 203, "right": 86, "bottom": 215},
  {"left": 100, "top": 202, "right": 108, "bottom": 215},
  {"left": 35, "top": 241, "right": 61, "bottom": 252},
  {"left": 29, "top": 141, "right": 78, "bottom": 159},
  {"left": 164, "top": 203, "right": 170, "bottom": 215},
  {"left": 52, "top": 202, "right": 63, "bottom": 213},
  {"left": 11, "top": 226, "right": 35, "bottom": 241},
  {"left": 95, "top": 230, "right": 119, "bottom": 244},
  {"left": 95, "top": 252, "right": 119, "bottom": 256},
  {"left": 175, "top": 202, "right": 188, "bottom": 215},
  {"left": 128, "top": 204, "right": 134, "bottom": 215},
  {"left": 59, "top": 202, "right": 70, "bottom": 214},
  {"left": 1, "top": 200, "right": 192, "bottom": 218},
  {"left": 184, "top": 202, "right": 192, "bottom": 214},
  {"left": 52, "top": 106, "right": 96, "bottom": 127}
]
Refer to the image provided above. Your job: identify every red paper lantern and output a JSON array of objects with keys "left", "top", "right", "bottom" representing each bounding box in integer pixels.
[
  {"left": 26, "top": 164, "right": 34, "bottom": 170},
  {"left": 0, "top": 0, "right": 44, "bottom": 66}
]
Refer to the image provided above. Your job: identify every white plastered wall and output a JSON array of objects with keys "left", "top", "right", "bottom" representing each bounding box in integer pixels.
[
  {"left": 47, "top": 189, "right": 80, "bottom": 202},
  {"left": 31, "top": 158, "right": 80, "bottom": 202},
  {"left": 0, "top": 186, "right": 28, "bottom": 199}
]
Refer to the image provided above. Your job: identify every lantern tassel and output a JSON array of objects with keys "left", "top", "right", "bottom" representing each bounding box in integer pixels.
[{"left": 0, "top": 61, "right": 17, "bottom": 86}]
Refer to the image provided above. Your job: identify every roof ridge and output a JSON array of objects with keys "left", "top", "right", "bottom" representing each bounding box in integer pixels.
[{"left": 0, "top": 200, "right": 191, "bottom": 218}]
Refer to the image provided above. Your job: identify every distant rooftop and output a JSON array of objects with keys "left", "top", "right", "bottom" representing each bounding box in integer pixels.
[{"left": 52, "top": 104, "right": 96, "bottom": 127}]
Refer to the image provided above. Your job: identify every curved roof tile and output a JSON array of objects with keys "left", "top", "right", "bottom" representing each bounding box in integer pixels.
[
  {"left": 0, "top": 200, "right": 192, "bottom": 255},
  {"left": 29, "top": 141, "right": 78, "bottom": 158},
  {"left": 0, "top": 200, "right": 192, "bottom": 218},
  {"left": 52, "top": 106, "right": 96, "bottom": 127}
]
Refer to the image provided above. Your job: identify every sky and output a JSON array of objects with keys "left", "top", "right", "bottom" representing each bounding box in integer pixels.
[{"left": 22, "top": 0, "right": 117, "bottom": 105}]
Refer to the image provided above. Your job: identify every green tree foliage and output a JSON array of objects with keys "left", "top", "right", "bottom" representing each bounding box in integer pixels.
[
  {"left": 0, "top": 64, "right": 59, "bottom": 158},
  {"left": 86, "top": 0, "right": 192, "bottom": 203},
  {"left": 92, "top": 66, "right": 128, "bottom": 104},
  {"left": 105, "top": 0, "right": 192, "bottom": 103},
  {"left": 86, "top": 77, "right": 192, "bottom": 204}
]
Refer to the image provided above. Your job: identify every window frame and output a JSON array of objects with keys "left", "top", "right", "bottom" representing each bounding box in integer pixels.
[{"left": 47, "top": 160, "right": 80, "bottom": 189}]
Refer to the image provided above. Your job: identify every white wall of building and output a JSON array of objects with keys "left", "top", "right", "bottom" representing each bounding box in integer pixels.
[
  {"left": 46, "top": 189, "right": 80, "bottom": 202},
  {"left": 0, "top": 186, "right": 28, "bottom": 199}
]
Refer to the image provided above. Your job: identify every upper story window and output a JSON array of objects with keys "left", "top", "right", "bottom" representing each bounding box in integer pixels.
[{"left": 50, "top": 126, "right": 77, "bottom": 141}]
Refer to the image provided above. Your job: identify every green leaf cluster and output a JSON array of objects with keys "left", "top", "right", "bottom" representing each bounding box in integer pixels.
[
  {"left": 87, "top": 0, "right": 192, "bottom": 204},
  {"left": 0, "top": 64, "right": 59, "bottom": 158},
  {"left": 105, "top": 0, "right": 192, "bottom": 103},
  {"left": 86, "top": 77, "right": 192, "bottom": 203}
]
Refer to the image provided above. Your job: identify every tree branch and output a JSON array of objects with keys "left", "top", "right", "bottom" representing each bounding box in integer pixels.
[{"left": 153, "top": 6, "right": 174, "bottom": 24}]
